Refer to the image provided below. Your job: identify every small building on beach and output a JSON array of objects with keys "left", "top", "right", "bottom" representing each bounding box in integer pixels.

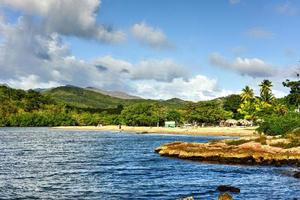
[{"left": 165, "top": 121, "right": 176, "bottom": 128}]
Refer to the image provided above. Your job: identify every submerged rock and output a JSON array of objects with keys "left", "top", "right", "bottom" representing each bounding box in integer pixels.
[
  {"left": 155, "top": 140, "right": 300, "bottom": 166},
  {"left": 137, "top": 131, "right": 148, "bottom": 134},
  {"left": 217, "top": 185, "right": 240, "bottom": 193},
  {"left": 293, "top": 172, "right": 300, "bottom": 178},
  {"left": 218, "top": 192, "right": 233, "bottom": 200}
]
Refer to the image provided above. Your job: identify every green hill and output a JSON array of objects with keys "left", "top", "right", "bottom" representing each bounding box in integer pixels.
[{"left": 44, "top": 85, "right": 189, "bottom": 110}]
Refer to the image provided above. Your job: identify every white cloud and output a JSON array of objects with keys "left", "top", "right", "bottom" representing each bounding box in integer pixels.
[
  {"left": 4, "top": 75, "right": 60, "bottom": 90},
  {"left": 273, "top": 89, "right": 288, "bottom": 98},
  {"left": 131, "top": 59, "right": 187, "bottom": 82},
  {"left": 94, "top": 55, "right": 133, "bottom": 74},
  {"left": 0, "top": 0, "right": 126, "bottom": 43},
  {"left": 131, "top": 22, "right": 172, "bottom": 49},
  {"left": 0, "top": 16, "right": 129, "bottom": 90},
  {"left": 209, "top": 53, "right": 277, "bottom": 78},
  {"left": 246, "top": 27, "right": 274, "bottom": 39},
  {"left": 0, "top": 17, "right": 227, "bottom": 101},
  {"left": 94, "top": 56, "right": 187, "bottom": 82},
  {"left": 133, "top": 75, "right": 234, "bottom": 101},
  {"left": 0, "top": 16, "right": 189, "bottom": 93}
]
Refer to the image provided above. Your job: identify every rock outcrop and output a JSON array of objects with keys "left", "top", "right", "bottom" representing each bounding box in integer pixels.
[
  {"left": 155, "top": 140, "right": 300, "bottom": 166},
  {"left": 217, "top": 185, "right": 240, "bottom": 193},
  {"left": 218, "top": 192, "right": 233, "bottom": 200},
  {"left": 293, "top": 172, "right": 300, "bottom": 178}
]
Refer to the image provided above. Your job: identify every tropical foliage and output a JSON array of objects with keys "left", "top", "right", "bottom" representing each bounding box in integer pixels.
[
  {"left": 257, "top": 112, "right": 300, "bottom": 136},
  {"left": 0, "top": 76, "right": 299, "bottom": 135},
  {"left": 183, "top": 101, "right": 233, "bottom": 125},
  {"left": 233, "top": 77, "right": 299, "bottom": 136}
]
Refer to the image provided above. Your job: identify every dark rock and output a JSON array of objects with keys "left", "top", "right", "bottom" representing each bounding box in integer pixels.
[
  {"left": 137, "top": 131, "right": 148, "bottom": 134},
  {"left": 293, "top": 172, "right": 300, "bottom": 179},
  {"left": 217, "top": 185, "right": 240, "bottom": 193},
  {"left": 218, "top": 192, "right": 233, "bottom": 200}
]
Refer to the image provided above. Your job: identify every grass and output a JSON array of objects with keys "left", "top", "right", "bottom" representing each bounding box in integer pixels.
[{"left": 226, "top": 135, "right": 267, "bottom": 146}]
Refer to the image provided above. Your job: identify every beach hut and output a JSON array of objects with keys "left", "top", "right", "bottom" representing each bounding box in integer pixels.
[
  {"left": 225, "top": 119, "right": 238, "bottom": 127},
  {"left": 165, "top": 121, "right": 176, "bottom": 128},
  {"left": 237, "top": 119, "right": 252, "bottom": 127}
]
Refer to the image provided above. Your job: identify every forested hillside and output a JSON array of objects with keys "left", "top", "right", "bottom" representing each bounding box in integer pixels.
[
  {"left": 1, "top": 78, "right": 299, "bottom": 134},
  {"left": 44, "top": 85, "right": 189, "bottom": 110}
]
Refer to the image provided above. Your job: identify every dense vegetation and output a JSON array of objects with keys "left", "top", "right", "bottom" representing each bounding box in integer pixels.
[
  {"left": 257, "top": 113, "right": 300, "bottom": 136},
  {"left": 0, "top": 85, "right": 236, "bottom": 127},
  {"left": 0, "top": 76, "right": 299, "bottom": 137},
  {"left": 254, "top": 78, "right": 300, "bottom": 136}
]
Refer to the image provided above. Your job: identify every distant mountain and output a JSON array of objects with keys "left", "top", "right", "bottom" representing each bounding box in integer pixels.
[
  {"left": 44, "top": 85, "right": 188, "bottom": 110},
  {"left": 86, "top": 87, "right": 142, "bottom": 100},
  {"left": 44, "top": 85, "right": 129, "bottom": 109},
  {"left": 33, "top": 88, "right": 51, "bottom": 92}
]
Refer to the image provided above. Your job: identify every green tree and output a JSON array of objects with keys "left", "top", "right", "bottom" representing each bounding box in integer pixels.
[
  {"left": 259, "top": 80, "right": 274, "bottom": 103},
  {"left": 238, "top": 99, "right": 257, "bottom": 120},
  {"left": 184, "top": 101, "right": 233, "bottom": 125},
  {"left": 223, "top": 94, "right": 243, "bottom": 119},
  {"left": 120, "top": 103, "right": 157, "bottom": 126},
  {"left": 152, "top": 103, "right": 166, "bottom": 127},
  {"left": 165, "top": 110, "right": 182, "bottom": 124},
  {"left": 238, "top": 86, "right": 255, "bottom": 120},
  {"left": 241, "top": 86, "right": 254, "bottom": 102},
  {"left": 283, "top": 79, "right": 300, "bottom": 109}
]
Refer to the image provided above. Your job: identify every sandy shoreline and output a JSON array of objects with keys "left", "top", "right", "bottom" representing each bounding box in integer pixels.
[{"left": 53, "top": 125, "right": 257, "bottom": 136}]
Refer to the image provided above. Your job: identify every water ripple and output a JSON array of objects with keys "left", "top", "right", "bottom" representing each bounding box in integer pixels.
[{"left": 0, "top": 128, "right": 300, "bottom": 199}]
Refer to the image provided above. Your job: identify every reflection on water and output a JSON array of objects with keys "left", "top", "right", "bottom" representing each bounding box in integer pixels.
[{"left": 0, "top": 128, "right": 299, "bottom": 200}]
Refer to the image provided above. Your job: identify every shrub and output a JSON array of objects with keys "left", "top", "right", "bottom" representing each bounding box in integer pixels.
[
  {"left": 226, "top": 139, "right": 250, "bottom": 146},
  {"left": 257, "top": 112, "right": 300, "bottom": 136},
  {"left": 254, "top": 135, "right": 267, "bottom": 145}
]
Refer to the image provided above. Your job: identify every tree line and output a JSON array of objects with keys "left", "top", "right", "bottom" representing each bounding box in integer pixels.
[{"left": 0, "top": 76, "right": 299, "bottom": 136}]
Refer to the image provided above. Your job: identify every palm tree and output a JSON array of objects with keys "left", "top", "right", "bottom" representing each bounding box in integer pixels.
[
  {"left": 241, "top": 86, "right": 254, "bottom": 102},
  {"left": 259, "top": 80, "right": 274, "bottom": 103}
]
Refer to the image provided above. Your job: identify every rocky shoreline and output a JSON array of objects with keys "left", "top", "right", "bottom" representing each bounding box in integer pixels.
[{"left": 155, "top": 139, "right": 300, "bottom": 166}]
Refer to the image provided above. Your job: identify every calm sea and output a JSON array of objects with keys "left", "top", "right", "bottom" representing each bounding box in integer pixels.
[{"left": 0, "top": 128, "right": 299, "bottom": 200}]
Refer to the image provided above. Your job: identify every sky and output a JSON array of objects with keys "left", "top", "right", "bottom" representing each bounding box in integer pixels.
[{"left": 0, "top": 0, "right": 299, "bottom": 101}]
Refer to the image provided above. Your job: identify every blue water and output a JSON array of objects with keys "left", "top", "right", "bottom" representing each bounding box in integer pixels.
[{"left": 0, "top": 128, "right": 300, "bottom": 200}]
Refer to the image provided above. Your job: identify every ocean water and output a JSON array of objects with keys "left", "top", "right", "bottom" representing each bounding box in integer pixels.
[{"left": 0, "top": 128, "right": 299, "bottom": 200}]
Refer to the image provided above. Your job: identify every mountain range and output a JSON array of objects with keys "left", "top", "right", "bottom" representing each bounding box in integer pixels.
[{"left": 42, "top": 85, "right": 190, "bottom": 110}]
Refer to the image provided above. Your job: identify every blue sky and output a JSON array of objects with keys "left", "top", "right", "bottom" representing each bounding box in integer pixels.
[{"left": 0, "top": 0, "right": 299, "bottom": 100}]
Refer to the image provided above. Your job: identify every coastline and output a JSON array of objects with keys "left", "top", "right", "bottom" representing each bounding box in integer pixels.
[
  {"left": 52, "top": 125, "right": 257, "bottom": 137},
  {"left": 155, "top": 139, "right": 300, "bottom": 167}
]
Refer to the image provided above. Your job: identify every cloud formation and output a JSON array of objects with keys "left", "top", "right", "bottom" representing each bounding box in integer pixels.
[
  {"left": 2, "top": 0, "right": 283, "bottom": 101},
  {"left": 0, "top": 0, "right": 126, "bottom": 43},
  {"left": 0, "top": 16, "right": 127, "bottom": 89},
  {"left": 131, "top": 59, "right": 187, "bottom": 82},
  {"left": 0, "top": 16, "right": 196, "bottom": 99},
  {"left": 94, "top": 56, "right": 188, "bottom": 82},
  {"left": 133, "top": 75, "right": 233, "bottom": 101},
  {"left": 209, "top": 53, "right": 277, "bottom": 78},
  {"left": 131, "top": 22, "right": 172, "bottom": 49}
]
